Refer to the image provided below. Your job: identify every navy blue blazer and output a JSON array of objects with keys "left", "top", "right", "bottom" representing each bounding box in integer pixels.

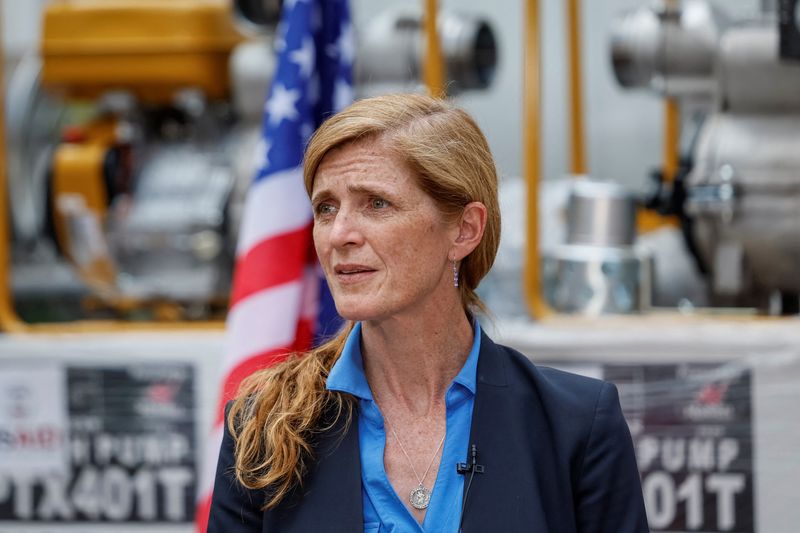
[{"left": 208, "top": 332, "right": 650, "bottom": 532}]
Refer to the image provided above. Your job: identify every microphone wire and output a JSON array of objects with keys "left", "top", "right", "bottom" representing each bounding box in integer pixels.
[{"left": 458, "top": 464, "right": 477, "bottom": 533}]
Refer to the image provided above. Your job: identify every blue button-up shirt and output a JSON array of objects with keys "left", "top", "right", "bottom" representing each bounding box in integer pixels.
[{"left": 326, "top": 322, "right": 481, "bottom": 533}]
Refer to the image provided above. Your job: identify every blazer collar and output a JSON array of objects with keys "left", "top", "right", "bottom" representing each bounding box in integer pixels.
[
  {"left": 474, "top": 328, "right": 508, "bottom": 388},
  {"left": 460, "top": 333, "right": 556, "bottom": 532}
]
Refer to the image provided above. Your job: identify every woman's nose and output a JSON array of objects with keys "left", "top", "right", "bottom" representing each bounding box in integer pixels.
[{"left": 328, "top": 209, "right": 364, "bottom": 248}]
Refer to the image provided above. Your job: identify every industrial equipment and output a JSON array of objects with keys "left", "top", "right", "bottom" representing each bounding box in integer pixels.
[
  {"left": 7, "top": 0, "right": 261, "bottom": 322},
  {"left": 5, "top": 0, "right": 497, "bottom": 323},
  {"left": 357, "top": 8, "right": 497, "bottom": 93},
  {"left": 612, "top": 0, "right": 800, "bottom": 313},
  {"left": 543, "top": 180, "right": 653, "bottom": 315}
]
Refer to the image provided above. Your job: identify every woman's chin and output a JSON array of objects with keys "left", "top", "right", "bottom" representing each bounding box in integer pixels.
[
  {"left": 335, "top": 307, "right": 380, "bottom": 322},
  {"left": 334, "top": 299, "right": 390, "bottom": 322}
]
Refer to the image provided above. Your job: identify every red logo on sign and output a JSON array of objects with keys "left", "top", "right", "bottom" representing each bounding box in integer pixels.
[
  {"left": 146, "top": 383, "right": 178, "bottom": 404},
  {"left": 696, "top": 383, "right": 729, "bottom": 405}
]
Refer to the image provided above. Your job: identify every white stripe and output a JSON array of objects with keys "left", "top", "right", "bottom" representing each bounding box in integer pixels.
[
  {"left": 197, "top": 424, "right": 224, "bottom": 501},
  {"left": 237, "top": 168, "right": 312, "bottom": 257},
  {"left": 222, "top": 282, "right": 304, "bottom": 376}
]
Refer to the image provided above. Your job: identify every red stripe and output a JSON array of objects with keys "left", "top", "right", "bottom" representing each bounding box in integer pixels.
[
  {"left": 307, "top": 240, "right": 319, "bottom": 263},
  {"left": 214, "top": 347, "right": 296, "bottom": 424},
  {"left": 214, "top": 310, "right": 316, "bottom": 423},
  {"left": 293, "top": 317, "right": 314, "bottom": 353},
  {"left": 195, "top": 494, "right": 211, "bottom": 533},
  {"left": 230, "top": 225, "right": 312, "bottom": 306}
]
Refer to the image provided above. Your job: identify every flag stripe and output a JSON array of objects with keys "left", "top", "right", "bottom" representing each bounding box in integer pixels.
[
  {"left": 230, "top": 225, "right": 312, "bottom": 306},
  {"left": 293, "top": 316, "right": 315, "bottom": 357},
  {"left": 195, "top": 425, "right": 223, "bottom": 533},
  {"left": 212, "top": 314, "right": 317, "bottom": 427},
  {"left": 223, "top": 282, "right": 305, "bottom": 373},
  {"left": 214, "top": 348, "right": 294, "bottom": 424},
  {"left": 236, "top": 167, "right": 312, "bottom": 257},
  {"left": 195, "top": 494, "right": 212, "bottom": 533}
]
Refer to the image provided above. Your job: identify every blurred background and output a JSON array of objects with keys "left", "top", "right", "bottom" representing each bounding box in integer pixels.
[{"left": 0, "top": 0, "right": 798, "bottom": 531}]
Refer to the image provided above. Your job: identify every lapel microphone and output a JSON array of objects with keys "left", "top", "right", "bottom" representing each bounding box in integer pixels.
[
  {"left": 457, "top": 444, "right": 484, "bottom": 475},
  {"left": 457, "top": 444, "right": 484, "bottom": 532}
]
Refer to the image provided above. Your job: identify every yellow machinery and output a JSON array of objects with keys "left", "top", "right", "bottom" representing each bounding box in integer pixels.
[
  {"left": 5, "top": 0, "right": 254, "bottom": 324},
  {"left": 41, "top": 0, "right": 243, "bottom": 102},
  {"left": 43, "top": 0, "right": 244, "bottom": 315}
]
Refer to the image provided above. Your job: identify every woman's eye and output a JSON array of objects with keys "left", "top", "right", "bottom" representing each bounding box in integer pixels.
[
  {"left": 315, "top": 203, "right": 336, "bottom": 216},
  {"left": 370, "top": 198, "right": 389, "bottom": 209}
]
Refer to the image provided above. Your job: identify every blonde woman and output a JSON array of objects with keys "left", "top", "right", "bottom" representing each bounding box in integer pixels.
[{"left": 208, "top": 93, "right": 648, "bottom": 532}]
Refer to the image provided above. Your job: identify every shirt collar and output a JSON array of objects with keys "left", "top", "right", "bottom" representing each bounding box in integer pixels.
[
  {"left": 454, "top": 322, "right": 481, "bottom": 394},
  {"left": 325, "top": 320, "right": 482, "bottom": 399},
  {"left": 326, "top": 322, "right": 373, "bottom": 400}
]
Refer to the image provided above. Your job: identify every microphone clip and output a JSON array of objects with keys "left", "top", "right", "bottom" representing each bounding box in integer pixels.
[{"left": 457, "top": 444, "right": 485, "bottom": 475}]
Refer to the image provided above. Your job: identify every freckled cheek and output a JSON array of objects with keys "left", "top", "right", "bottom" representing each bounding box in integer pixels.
[
  {"left": 389, "top": 240, "right": 437, "bottom": 287},
  {"left": 312, "top": 227, "right": 330, "bottom": 265}
]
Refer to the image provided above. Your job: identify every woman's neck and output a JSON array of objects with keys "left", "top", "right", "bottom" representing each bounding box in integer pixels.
[{"left": 360, "top": 306, "right": 475, "bottom": 416}]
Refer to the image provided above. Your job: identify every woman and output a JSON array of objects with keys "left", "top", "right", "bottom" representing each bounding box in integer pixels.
[{"left": 209, "top": 93, "right": 649, "bottom": 532}]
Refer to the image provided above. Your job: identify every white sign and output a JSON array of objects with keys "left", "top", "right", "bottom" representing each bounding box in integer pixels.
[{"left": 0, "top": 361, "right": 69, "bottom": 476}]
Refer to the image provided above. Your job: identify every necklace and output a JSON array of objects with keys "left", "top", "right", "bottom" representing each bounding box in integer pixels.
[{"left": 389, "top": 423, "right": 446, "bottom": 510}]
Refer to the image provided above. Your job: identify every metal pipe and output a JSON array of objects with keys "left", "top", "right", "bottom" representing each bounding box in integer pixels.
[
  {"left": 567, "top": 0, "right": 587, "bottom": 175},
  {"left": 424, "top": 0, "right": 446, "bottom": 97},
  {"left": 0, "top": 1, "right": 27, "bottom": 333},
  {"left": 357, "top": 10, "right": 497, "bottom": 93},
  {"left": 610, "top": 0, "right": 721, "bottom": 97},
  {"left": 523, "top": 0, "right": 551, "bottom": 319}
]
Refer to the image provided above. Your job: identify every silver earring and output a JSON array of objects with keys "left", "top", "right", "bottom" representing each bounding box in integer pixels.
[{"left": 452, "top": 259, "right": 459, "bottom": 288}]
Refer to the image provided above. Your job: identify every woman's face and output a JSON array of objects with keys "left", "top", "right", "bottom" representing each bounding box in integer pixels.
[{"left": 311, "top": 139, "right": 458, "bottom": 321}]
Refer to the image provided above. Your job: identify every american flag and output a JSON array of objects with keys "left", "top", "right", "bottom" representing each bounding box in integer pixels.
[{"left": 195, "top": 0, "right": 352, "bottom": 528}]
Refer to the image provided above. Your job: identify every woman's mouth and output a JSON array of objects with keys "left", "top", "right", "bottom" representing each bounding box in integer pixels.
[{"left": 334, "top": 264, "right": 377, "bottom": 283}]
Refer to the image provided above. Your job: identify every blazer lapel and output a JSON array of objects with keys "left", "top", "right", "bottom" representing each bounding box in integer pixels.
[
  {"left": 264, "top": 409, "right": 363, "bottom": 532},
  {"left": 460, "top": 333, "right": 554, "bottom": 532}
]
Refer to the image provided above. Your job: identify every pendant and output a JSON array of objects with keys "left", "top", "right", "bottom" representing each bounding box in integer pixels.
[{"left": 409, "top": 484, "right": 432, "bottom": 510}]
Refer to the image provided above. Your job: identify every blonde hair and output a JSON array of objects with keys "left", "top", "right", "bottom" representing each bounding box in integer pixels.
[{"left": 230, "top": 93, "right": 501, "bottom": 508}]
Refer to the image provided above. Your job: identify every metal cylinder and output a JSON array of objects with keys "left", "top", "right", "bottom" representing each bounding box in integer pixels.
[
  {"left": 230, "top": 40, "right": 276, "bottom": 122},
  {"left": 357, "top": 9, "right": 497, "bottom": 93},
  {"left": 720, "top": 25, "right": 800, "bottom": 112},
  {"left": 687, "top": 112, "right": 800, "bottom": 295},
  {"left": 543, "top": 180, "right": 651, "bottom": 315},
  {"left": 543, "top": 244, "right": 653, "bottom": 315},
  {"left": 610, "top": 0, "right": 725, "bottom": 97},
  {"left": 566, "top": 180, "right": 637, "bottom": 247}
]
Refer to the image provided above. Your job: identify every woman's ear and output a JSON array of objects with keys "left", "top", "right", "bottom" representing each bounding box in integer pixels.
[{"left": 451, "top": 201, "right": 488, "bottom": 260}]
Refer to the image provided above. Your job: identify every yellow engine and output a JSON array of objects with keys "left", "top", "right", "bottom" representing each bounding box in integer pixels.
[
  {"left": 41, "top": 0, "right": 244, "bottom": 103},
  {"left": 8, "top": 0, "right": 267, "bottom": 322}
]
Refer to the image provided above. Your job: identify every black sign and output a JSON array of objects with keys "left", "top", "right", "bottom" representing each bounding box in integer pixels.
[
  {"left": 0, "top": 363, "right": 196, "bottom": 523},
  {"left": 606, "top": 364, "right": 754, "bottom": 533}
]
